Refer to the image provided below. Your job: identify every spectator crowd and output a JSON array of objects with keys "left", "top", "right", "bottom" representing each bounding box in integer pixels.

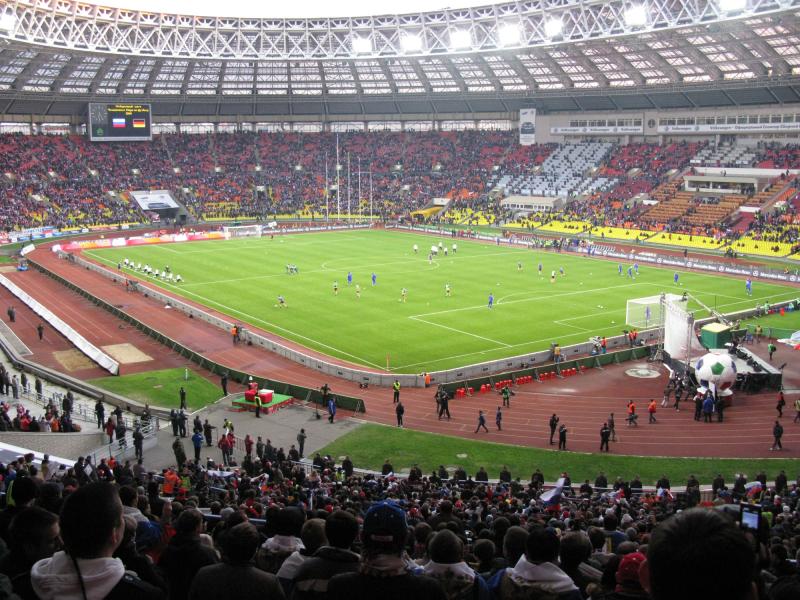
[{"left": 1, "top": 446, "right": 799, "bottom": 600}]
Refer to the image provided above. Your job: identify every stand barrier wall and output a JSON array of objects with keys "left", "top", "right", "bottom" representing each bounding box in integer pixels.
[{"left": 440, "top": 346, "right": 653, "bottom": 395}]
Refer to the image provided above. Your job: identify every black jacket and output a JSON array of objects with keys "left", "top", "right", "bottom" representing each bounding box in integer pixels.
[
  {"left": 158, "top": 534, "right": 218, "bottom": 600},
  {"left": 290, "top": 546, "right": 360, "bottom": 600},
  {"left": 328, "top": 571, "right": 446, "bottom": 600}
]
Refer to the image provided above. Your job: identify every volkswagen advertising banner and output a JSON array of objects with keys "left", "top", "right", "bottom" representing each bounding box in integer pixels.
[{"left": 519, "top": 108, "right": 537, "bottom": 145}]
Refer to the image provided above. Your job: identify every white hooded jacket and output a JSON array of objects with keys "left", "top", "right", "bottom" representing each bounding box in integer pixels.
[
  {"left": 31, "top": 551, "right": 126, "bottom": 600},
  {"left": 507, "top": 555, "right": 579, "bottom": 594}
]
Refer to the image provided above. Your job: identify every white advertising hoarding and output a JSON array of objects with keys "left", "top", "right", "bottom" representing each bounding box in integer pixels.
[{"left": 519, "top": 108, "right": 537, "bottom": 145}]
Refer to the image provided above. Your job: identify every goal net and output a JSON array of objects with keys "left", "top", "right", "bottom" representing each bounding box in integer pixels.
[
  {"left": 663, "top": 294, "right": 706, "bottom": 362},
  {"left": 223, "top": 224, "right": 262, "bottom": 239},
  {"left": 626, "top": 294, "right": 679, "bottom": 329}
]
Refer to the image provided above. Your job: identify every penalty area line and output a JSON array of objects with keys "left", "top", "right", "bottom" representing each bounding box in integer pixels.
[{"left": 408, "top": 315, "right": 510, "bottom": 347}]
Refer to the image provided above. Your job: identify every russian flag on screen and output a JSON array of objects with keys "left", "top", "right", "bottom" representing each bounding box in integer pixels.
[
  {"left": 112, "top": 118, "right": 126, "bottom": 128},
  {"left": 132, "top": 118, "right": 146, "bottom": 128}
]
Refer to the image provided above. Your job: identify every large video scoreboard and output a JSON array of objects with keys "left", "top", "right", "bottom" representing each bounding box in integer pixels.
[{"left": 88, "top": 103, "right": 152, "bottom": 141}]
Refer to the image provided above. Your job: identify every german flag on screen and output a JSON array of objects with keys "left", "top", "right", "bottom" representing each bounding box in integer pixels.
[{"left": 132, "top": 118, "right": 146, "bottom": 128}]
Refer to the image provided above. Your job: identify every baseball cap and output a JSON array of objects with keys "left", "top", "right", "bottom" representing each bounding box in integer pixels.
[
  {"left": 135, "top": 520, "right": 163, "bottom": 552},
  {"left": 616, "top": 552, "right": 646, "bottom": 587},
  {"left": 363, "top": 501, "right": 407, "bottom": 546}
]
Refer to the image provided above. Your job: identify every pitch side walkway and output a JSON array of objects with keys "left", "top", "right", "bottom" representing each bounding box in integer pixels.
[{"left": 4, "top": 247, "right": 798, "bottom": 460}]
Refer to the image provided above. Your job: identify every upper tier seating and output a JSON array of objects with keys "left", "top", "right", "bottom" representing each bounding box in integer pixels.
[
  {"left": 493, "top": 142, "right": 617, "bottom": 198},
  {"left": 691, "top": 143, "right": 757, "bottom": 167}
]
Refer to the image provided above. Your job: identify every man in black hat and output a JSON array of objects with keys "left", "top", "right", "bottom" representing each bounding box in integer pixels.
[{"left": 327, "top": 501, "right": 445, "bottom": 600}]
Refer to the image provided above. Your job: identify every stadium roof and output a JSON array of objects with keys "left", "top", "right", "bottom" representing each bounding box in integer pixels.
[{"left": 0, "top": 0, "right": 799, "bottom": 118}]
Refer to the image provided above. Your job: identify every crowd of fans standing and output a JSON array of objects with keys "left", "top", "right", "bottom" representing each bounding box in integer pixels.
[{"left": 1, "top": 447, "right": 799, "bottom": 600}]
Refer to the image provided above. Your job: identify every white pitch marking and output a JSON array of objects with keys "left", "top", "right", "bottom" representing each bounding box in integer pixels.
[{"left": 408, "top": 315, "right": 510, "bottom": 347}]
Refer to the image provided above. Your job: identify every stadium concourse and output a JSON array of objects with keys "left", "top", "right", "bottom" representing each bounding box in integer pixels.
[{"left": 3, "top": 234, "right": 796, "bottom": 460}]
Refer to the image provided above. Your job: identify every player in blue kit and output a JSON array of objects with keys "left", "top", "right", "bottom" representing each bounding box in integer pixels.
[
  {"left": 618, "top": 264, "right": 623, "bottom": 276},
  {"left": 745, "top": 278, "right": 752, "bottom": 296},
  {"left": 488, "top": 292, "right": 494, "bottom": 309},
  {"left": 371, "top": 272, "right": 377, "bottom": 286},
  {"left": 347, "top": 271, "right": 353, "bottom": 286},
  {"left": 674, "top": 272, "right": 680, "bottom": 285}
]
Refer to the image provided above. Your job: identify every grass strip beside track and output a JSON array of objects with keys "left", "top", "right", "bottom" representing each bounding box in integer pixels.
[
  {"left": 89, "top": 367, "right": 223, "bottom": 411},
  {"left": 318, "top": 423, "right": 800, "bottom": 486}
]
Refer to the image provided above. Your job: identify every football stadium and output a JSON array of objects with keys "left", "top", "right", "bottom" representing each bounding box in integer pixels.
[{"left": 1, "top": 1, "right": 800, "bottom": 597}]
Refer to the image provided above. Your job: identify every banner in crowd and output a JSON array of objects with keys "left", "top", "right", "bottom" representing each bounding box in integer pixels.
[{"left": 519, "top": 108, "right": 537, "bottom": 146}]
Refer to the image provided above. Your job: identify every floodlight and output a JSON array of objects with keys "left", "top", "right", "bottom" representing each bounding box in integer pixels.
[
  {"left": 498, "top": 23, "right": 521, "bottom": 46},
  {"left": 624, "top": 5, "right": 648, "bottom": 27},
  {"left": 544, "top": 18, "right": 563, "bottom": 39},
  {"left": 401, "top": 33, "right": 423, "bottom": 53},
  {"left": 352, "top": 36, "right": 372, "bottom": 54},
  {"left": 294, "top": 164, "right": 303, "bottom": 171},
  {"left": 718, "top": 0, "right": 746, "bottom": 12},
  {"left": 254, "top": 165, "right": 262, "bottom": 172},
  {"left": 449, "top": 29, "right": 472, "bottom": 50},
  {"left": 0, "top": 12, "right": 16, "bottom": 32}
]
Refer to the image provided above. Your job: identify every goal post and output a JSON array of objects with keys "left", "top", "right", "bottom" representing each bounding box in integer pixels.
[
  {"left": 663, "top": 293, "right": 706, "bottom": 362},
  {"left": 223, "top": 224, "right": 263, "bottom": 239},
  {"left": 627, "top": 294, "right": 668, "bottom": 329}
]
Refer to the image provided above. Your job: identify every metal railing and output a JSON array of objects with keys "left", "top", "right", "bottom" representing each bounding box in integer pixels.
[
  {"left": 12, "top": 387, "right": 146, "bottom": 432},
  {"left": 86, "top": 414, "right": 160, "bottom": 466}
]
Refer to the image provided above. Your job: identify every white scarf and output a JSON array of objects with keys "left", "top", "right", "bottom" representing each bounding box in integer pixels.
[
  {"left": 508, "top": 556, "right": 578, "bottom": 593},
  {"left": 261, "top": 534, "right": 304, "bottom": 553},
  {"left": 422, "top": 560, "right": 476, "bottom": 582},
  {"left": 360, "top": 554, "right": 409, "bottom": 577}
]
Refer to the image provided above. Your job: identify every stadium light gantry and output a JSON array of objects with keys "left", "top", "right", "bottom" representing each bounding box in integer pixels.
[
  {"left": 351, "top": 36, "right": 372, "bottom": 54},
  {"left": 401, "top": 33, "right": 423, "bottom": 53},
  {"left": 449, "top": 29, "right": 472, "bottom": 50},
  {"left": 498, "top": 23, "right": 521, "bottom": 46},
  {"left": 624, "top": 5, "right": 648, "bottom": 28},
  {"left": 718, "top": 0, "right": 747, "bottom": 13},
  {"left": 544, "top": 18, "right": 563, "bottom": 40}
]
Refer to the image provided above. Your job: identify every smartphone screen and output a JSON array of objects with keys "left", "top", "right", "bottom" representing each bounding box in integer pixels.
[{"left": 740, "top": 505, "right": 760, "bottom": 530}]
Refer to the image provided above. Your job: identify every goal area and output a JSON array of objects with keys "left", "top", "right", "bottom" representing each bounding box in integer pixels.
[
  {"left": 223, "top": 224, "right": 262, "bottom": 239},
  {"left": 625, "top": 293, "right": 681, "bottom": 329}
]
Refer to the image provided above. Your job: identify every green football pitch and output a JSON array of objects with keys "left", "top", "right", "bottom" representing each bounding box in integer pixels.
[{"left": 84, "top": 230, "right": 799, "bottom": 373}]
